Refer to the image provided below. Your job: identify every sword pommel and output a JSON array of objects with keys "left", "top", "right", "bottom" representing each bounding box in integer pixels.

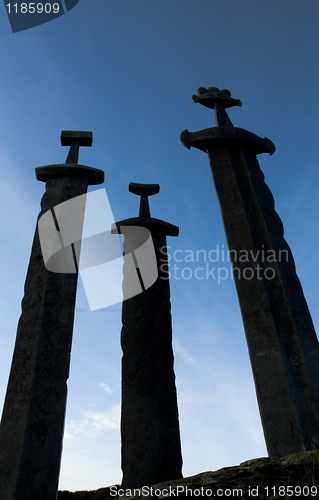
[
  {"left": 192, "top": 87, "right": 242, "bottom": 110},
  {"left": 129, "top": 183, "right": 160, "bottom": 219},
  {"left": 61, "top": 131, "right": 93, "bottom": 147},
  {"left": 61, "top": 131, "right": 93, "bottom": 165},
  {"left": 129, "top": 183, "right": 160, "bottom": 197}
]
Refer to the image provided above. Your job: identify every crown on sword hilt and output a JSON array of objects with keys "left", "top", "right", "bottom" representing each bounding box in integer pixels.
[{"left": 192, "top": 87, "right": 242, "bottom": 127}]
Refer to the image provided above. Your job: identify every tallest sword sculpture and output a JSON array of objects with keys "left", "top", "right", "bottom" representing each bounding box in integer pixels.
[{"left": 181, "top": 87, "right": 319, "bottom": 457}]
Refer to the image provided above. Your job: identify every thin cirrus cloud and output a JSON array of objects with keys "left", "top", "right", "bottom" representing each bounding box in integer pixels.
[
  {"left": 64, "top": 405, "right": 120, "bottom": 441},
  {"left": 99, "top": 380, "right": 112, "bottom": 394}
]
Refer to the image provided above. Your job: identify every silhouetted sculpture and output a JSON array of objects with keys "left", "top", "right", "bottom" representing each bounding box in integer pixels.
[
  {"left": 181, "top": 87, "right": 319, "bottom": 457},
  {"left": 0, "top": 132, "right": 104, "bottom": 500},
  {"left": 113, "top": 183, "right": 183, "bottom": 488}
]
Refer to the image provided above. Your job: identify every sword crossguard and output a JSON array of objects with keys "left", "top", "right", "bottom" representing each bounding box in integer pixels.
[
  {"left": 129, "top": 182, "right": 160, "bottom": 219},
  {"left": 61, "top": 131, "right": 93, "bottom": 165}
]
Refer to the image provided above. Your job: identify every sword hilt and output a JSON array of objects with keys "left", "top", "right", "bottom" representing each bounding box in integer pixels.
[
  {"left": 192, "top": 87, "right": 242, "bottom": 127},
  {"left": 61, "top": 131, "right": 93, "bottom": 165},
  {"left": 129, "top": 182, "right": 160, "bottom": 219}
]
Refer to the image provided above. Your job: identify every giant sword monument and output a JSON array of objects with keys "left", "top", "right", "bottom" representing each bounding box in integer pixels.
[
  {"left": 113, "top": 182, "right": 183, "bottom": 488},
  {"left": 181, "top": 87, "right": 319, "bottom": 457},
  {"left": 0, "top": 132, "right": 104, "bottom": 500}
]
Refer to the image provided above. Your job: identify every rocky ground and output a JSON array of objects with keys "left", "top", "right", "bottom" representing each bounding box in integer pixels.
[{"left": 57, "top": 450, "right": 319, "bottom": 499}]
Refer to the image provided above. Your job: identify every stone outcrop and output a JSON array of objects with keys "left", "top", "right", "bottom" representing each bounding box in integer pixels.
[{"left": 58, "top": 451, "right": 319, "bottom": 499}]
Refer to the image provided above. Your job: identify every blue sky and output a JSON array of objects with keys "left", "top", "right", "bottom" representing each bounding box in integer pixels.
[{"left": 1, "top": 0, "right": 319, "bottom": 492}]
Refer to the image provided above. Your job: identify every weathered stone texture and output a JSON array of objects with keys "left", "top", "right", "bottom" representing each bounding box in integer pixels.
[
  {"left": 209, "top": 145, "right": 319, "bottom": 456},
  {"left": 121, "top": 229, "right": 182, "bottom": 488},
  {"left": 0, "top": 177, "right": 87, "bottom": 500}
]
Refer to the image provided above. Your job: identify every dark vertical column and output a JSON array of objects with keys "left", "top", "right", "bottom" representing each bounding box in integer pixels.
[
  {"left": 181, "top": 87, "right": 319, "bottom": 457},
  {"left": 113, "top": 183, "right": 183, "bottom": 488},
  {"left": 0, "top": 132, "right": 104, "bottom": 500}
]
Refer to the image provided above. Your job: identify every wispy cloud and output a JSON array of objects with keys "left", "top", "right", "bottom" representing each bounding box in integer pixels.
[
  {"left": 173, "top": 336, "right": 196, "bottom": 366},
  {"left": 99, "top": 379, "right": 112, "bottom": 394},
  {"left": 64, "top": 405, "right": 120, "bottom": 441}
]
